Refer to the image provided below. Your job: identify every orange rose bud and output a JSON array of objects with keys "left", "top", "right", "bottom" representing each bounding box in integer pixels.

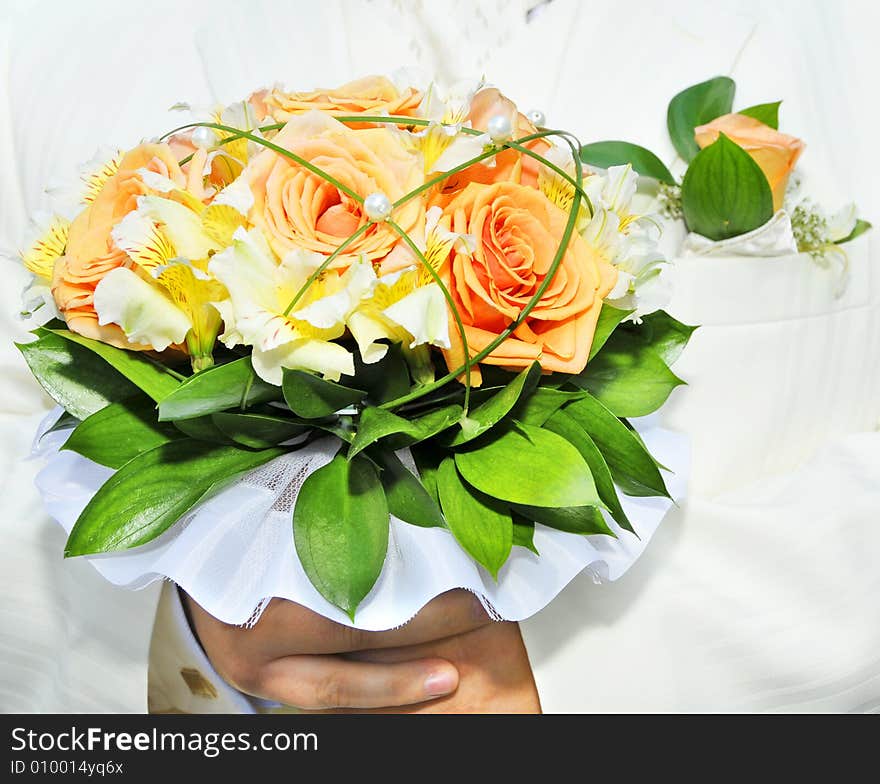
[
  {"left": 694, "top": 113, "right": 805, "bottom": 211},
  {"left": 251, "top": 76, "right": 421, "bottom": 127},
  {"left": 439, "top": 182, "right": 617, "bottom": 384}
]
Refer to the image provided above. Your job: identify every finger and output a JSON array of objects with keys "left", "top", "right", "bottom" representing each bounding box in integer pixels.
[
  {"left": 248, "top": 655, "right": 459, "bottom": 710},
  {"left": 246, "top": 589, "right": 492, "bottom": 658}
]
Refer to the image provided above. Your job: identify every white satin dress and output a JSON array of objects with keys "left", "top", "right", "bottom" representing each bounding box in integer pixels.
[{"left": 1, "top": 0, "right": 878, "bottom": 713}]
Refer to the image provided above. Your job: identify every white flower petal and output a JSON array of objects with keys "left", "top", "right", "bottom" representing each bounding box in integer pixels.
[
  {"left": 827, "top": 202, "right": 858, "bottom": 242},
  {"left": 291, "top": 261, "right": 376, "bottom": 329},
  {"left": 251, "top": 339, "right": 355, "bottom": 386},
  {"left": 137, "top": 195, "right": 216, "bottom": 260},
  {"left": 212, "top": 176, "right": 255, "bottom": 216},
  {"left": 383, "top": 283, "right": 451, "bottom": 349},
  {"left": 93, "top": 267, "right": 191, "bottom": 351},
  {"left": 347, "top": 310, "right": 393, "bottom": 364}
]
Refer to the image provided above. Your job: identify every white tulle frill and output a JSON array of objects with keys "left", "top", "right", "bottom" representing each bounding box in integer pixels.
[{"left": 31, "top": 410, "right": 688, "bottom": 631}]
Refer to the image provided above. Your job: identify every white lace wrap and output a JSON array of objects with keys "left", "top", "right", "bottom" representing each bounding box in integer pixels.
[{"left": 32, "top": 410, "right": 688, "bottom": 630}]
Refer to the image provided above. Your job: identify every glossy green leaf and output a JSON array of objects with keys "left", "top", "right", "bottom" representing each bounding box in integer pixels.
[
  {"left": 580, "top": 141, "right": 675, "bottom": 184},
  {"left": 574, "top": 330, "right": 684, "bottom": 418},
  {"left": 411, "top": 443, "right": 444, "bottom": 505},
  {"left": 348, "top": 404, "right": 462, "bottom": 458},
  {"left": 589, "top": 304, "right": 634, "bottom": 361},
  {"left": 455, "top": 424, "right": 599, "bottom": 508},
  {"left": 836, "top": 219, "right": 872, "bottom": 245},
  {"left": 374, "top": 450, "right": 445, "bottom": 528},
  {"left": 211, "top": 412, "right": 310, "bottom": 449},
  {"left": 437, "top": 458, "right": 512, "bottom": 579},
  {"left": 65, "top": 441, "right": 284, "bottom": 556},
  {"left": 172, "top": 416, "right": 234, "bottom": 444},
  {"left": 445, "top": 362, "right": 541, "bottom": 446},
  {"left": 16, "top": 332, "right": 141, "bottom": 420},
  {"left": 623, "top": 310, "right": 697, "bottom": 366},
  {"left": 513, "top": 503, "right": 613, "bottom": 537},
  {"left": 543, "top": 410, "right": 633, "bottom": 532},
  {"left": 738, "top": 101, "right": 781, "bottom": 129},
  {"left": 293, "top": 454, "right": 389, "bottom": 620},
  {"left": 512, "top": 387, "right": 587, "bottom": 426},
  {"left": 667, "top": 76, "right": 736, "bottom": 162},
  {"left": 682, "top": 133, "right": 774, "bottom": 241},
  {"left": 158, "top": 358, "right": 280, "bottom": 421},
  {"left": 62, "top": 398, "right": 180, "bottom": 469},
  {"left": 282, "top": 369, "right": 365, "bottom": 419},
  {"left": 47, "top": 328, "right": 180, "bottom": 402},
  {"left": 511, "top": 513, "right": 538, "bottom": 554},
  {"left": 562, "top": 394, "right": 669, "bottom": 498}
]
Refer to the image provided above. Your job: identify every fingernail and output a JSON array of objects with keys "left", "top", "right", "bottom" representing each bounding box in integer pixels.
[{"left": 424, "top": 670, "right": 457, "bottom": 697}]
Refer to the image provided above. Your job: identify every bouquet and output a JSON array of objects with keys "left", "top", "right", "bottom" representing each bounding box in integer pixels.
[{"left": 15, "top": 76, "right": 690, "bottom": 623}]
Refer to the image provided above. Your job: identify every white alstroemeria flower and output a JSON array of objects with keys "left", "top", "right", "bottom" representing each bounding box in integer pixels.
[
  {"left": 12, "top": 211, "right": 69, "bottom": 320},
  {"left": 605, "top": 227, "right": 671, "bottom": 319},
  {"left": 45, "top": 146, "right": 123, "bottom": 220},
  {"left": 401, "top": 77, "right": 489, "bottom": 174},
  {"left": 171, "top": 100, "right": 263, "bottom": 185},
  {"left": 208, "top": 229, "right": 356, "bottom": 384},
  {"left": 537, "top": 144, "right": 591, "bottom": 231},
  {"left": 580, "top": 163, "right": 670, "bottom": 321},
  {"left": 93, "top": 267, "right": 192, "bottom": 352},
  {"left": 101, "top": 187, "right": 249, "bottom": 369},
  {"left": 584, "top": 164, "right": 640, "bottom": 224}
]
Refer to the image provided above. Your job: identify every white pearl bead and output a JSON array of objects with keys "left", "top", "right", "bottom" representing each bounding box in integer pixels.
[
  {"left": 526, "top": 109, "right": 546, "bottom": 127},
  {"left": 191, "top": 126, "right": 217, "bottom": 149},
  {"left": 487, "top": 114, "right": 513, "bottom": 143},
  {"left": 364, "top": 191, "right": 392, "bottom": 222}
]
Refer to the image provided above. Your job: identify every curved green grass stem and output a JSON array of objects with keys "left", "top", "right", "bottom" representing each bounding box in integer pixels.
[{"left": 386, "top": 219, "right": 472, "bottom": 415}]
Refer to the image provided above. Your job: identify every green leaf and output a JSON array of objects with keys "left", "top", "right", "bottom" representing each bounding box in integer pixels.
[
  {"left": 543, "top": 410, "right": 633, "bottom": 532},
  {"left": 158, "top": 358, "right": 280, "bottom": 421},
  {"left": 374, "top": 450, "right": 445, "bottom": 528},
  {"left": 738, "top": 101, "right": 781, "bottom": 129},
  {"left": 622, "top": 310, "right": 697, "bottom": 366},
  {"left": 682, "top": 133, "right": 774, "bottom": 241},
  {"left": 455, "top": 424, "right": 599, "bottom": 508},
  {"left": 574, "top": 330, "right": 684, "bottom": 418},
  {"left": 411, "top": 443, "right": 444, "bottom": 505},
  {"left": 580, "top": 141, "right": 675, "bottom": 184},
  {"left": 513, "top": 503, "right": 614, "bottom": 537},
  {"left": 348, "top": 404, "right": 462, "bottom": 459},
  {"left": 667, "top": 76, "right": 736, "bottom": 162},
  {"left": 437, "top": 458, "right": 512, "bottom": 579},
  {"left": 293, "top": 454, "right": 389, "bottom": 619},
  {"left": 836, "top": 219, "right": 872, "bottom": 245},
  {"left": 47, "top": 329, "right": 180, "bottom": 402},
  {"left": 282, "top": 369, "right": 365, "bottom": 419},
  {"left": 16, "top": 332, "right": 141, "bottom": 420},
  {"left": 343, "top": 343, "right": 412, "bottom": 405},
  {"left": 589, "top": 304, "right": 634, "bottom": 361},
  {"left": 44, "top": 410, "right": 79, "bottom": 436},
  {"left": 511, "top": 514, "right": 538, "bottom": 554},
  {"left": 211, "top": 412, "right": 310, "bottom": 449},
  {"left": 172, "top": 416, "right": 234, "bottom": 444},
  {"left": 512, "top": 387, "right": 587, "bottom": 426},
  {"left": 562, "top": 394, "right": 669, "bottom": 498},
  {"left": 62, "top": 398, "right": 181, "bottom": 469},
  {"left": 65, "top": 441, "right": 285, "bottom": 555},
  {"left": 444, "top": 361, "right": 541, "bottom": 446}
]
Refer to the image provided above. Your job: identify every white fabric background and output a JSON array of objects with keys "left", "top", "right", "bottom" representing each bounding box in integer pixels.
[{"left": 1, "top": 0, "right": 878, "bottom": 712}]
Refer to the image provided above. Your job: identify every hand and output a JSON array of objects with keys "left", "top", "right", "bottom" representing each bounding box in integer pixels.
[{"left": 183, "top": 589, "right": 499, "bottom": 711}]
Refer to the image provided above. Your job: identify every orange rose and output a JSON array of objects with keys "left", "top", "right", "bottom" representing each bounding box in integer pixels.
[
  {"left": 435, "top": 88, "right": 551, "bottom": 204},
  {"left": 52, "top": 143, "right": 190, "bottom": 347},
  {"left": 251, "top": 76, "right": 421, "bottom": 128},
  {"left": 439, "top": 181, "right": 617, "bottom": 383},
  {"left": 694, "top": 113, "right": 805, "bottom": 211},
  {"left": 244, "top": 112, "right": 424, "bottom": 264}
]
